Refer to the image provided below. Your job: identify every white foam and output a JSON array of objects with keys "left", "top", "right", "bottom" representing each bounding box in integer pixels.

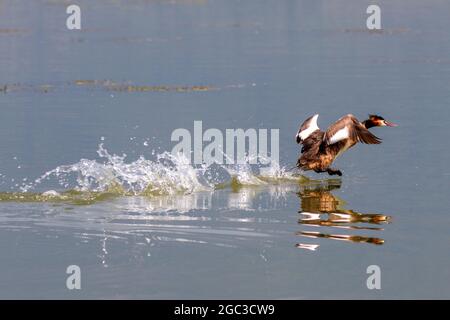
[{"left": 20, "top": 144, "right": 297, "bottom": 196}]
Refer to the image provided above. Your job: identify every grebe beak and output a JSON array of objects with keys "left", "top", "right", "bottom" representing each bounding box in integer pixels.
[{"left": 384, "top": 120, "right": 398, "bottom": 127}]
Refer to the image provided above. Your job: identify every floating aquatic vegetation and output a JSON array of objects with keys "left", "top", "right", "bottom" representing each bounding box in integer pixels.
[
  {"left": 0, "top": 80, "right": 220, "bottom": 94},
  {"left": 342, "top": 27, "right": 411, "bottom": 34},
  {"left": 0, "top": 28, "right": 27, "bottom": 34},
  {"left": 105, "top": 84, "right": 215, "bottom": 92},
  {"left": 73, "top": 79, "right": 216, "bottom": 92}
]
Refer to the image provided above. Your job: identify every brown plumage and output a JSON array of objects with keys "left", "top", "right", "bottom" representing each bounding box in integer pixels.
[{"left": 295, "top": 114, "right": 397, "bottom": 176}]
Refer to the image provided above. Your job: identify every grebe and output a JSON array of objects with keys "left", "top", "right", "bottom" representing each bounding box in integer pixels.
[{"left": 295, "top": 114, "right": 397, "bottom": 176}]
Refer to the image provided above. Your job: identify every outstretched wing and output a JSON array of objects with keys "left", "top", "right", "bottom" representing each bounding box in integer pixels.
[
  {"left": 295, "top": 114, "right": 320, "bottom": 144},
  {"left": 324, "top": 114, "right": 382, "bottom": 146},
  {"left": 301, "top": 130, "right": 324, "bottom": 153}
]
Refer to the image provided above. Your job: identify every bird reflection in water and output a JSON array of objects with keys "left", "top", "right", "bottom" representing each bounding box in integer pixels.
[{"left": 296, "top": 179, "right": 391, "bottom": 250}]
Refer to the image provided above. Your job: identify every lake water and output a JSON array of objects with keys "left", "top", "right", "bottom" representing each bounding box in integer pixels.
[{"left": 0, "top": 0, "right": 449, "bottom": 299}]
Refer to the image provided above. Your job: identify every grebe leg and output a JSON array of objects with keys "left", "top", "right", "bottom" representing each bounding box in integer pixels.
[{"left": 326, "top": 168, "right": 342, "bottom": 176}]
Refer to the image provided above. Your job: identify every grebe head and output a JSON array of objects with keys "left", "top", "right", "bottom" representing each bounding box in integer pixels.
[{"left": 366, "top": 114, "right": 398, "bottom": 128}]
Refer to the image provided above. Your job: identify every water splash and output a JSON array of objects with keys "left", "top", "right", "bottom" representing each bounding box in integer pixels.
[{"left": 7, "top": 144, "right": 301, "bottom": 204}]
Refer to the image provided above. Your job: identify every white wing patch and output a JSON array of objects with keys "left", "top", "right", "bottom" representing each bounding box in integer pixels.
[
  {"left": 328, "top": 127, "right": 349, "bottom": 144},
  {"left": 298, "top": 114, "right": 319, "bottom": 141}
]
